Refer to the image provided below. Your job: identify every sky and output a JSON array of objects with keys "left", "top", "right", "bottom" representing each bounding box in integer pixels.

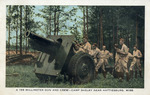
[
  {"left": 6, "top": 5, "right": 83, "bottom": 44},
  {"left": 34, "top": 5, "right": 83, "bottom": 36}
]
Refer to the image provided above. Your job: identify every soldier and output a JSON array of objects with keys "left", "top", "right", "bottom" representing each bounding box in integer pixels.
[
  {"left": 129, "top": 45, "right": 143, "bottom": 78},
  {"left": 73, "top": 44, "right": 85, "bottom": 53},
  {"left": 114, "top": 44, "right": 119, "bottom": 65},
  {"left": 125, "top": 48, "right": 134, "bottom": 79},
  {"left": 114, "top": 47, "right": 134, "bottom": 79},
  {"left": 113, "top": 44, "right": 120, "bottom": 78},
  {"left": 127, "top": 48, "right": 134, "bottom": 61},
  {"left": 115, "top": 38, "right": 130, "bottom": 81},
  {"left": 89, "top": 43, "right": 101, "bottom": 65},
  {"left": 81, "top": 37, "right": 91, "bottom": 53},
  {"left": 95, "top": 45, "right": 112, "bottom": 78}
]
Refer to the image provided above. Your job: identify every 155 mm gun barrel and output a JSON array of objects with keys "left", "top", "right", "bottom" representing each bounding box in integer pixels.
[{"left": 25, "top": 31, "right": 61, "bottom": 55}]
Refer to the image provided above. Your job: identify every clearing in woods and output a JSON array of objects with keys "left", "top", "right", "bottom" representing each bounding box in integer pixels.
[{"left": 6, "top": 65, "right": 144, "bottom": 88}]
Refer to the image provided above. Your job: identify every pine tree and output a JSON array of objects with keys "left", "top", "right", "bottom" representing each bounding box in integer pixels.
[{"left": 19, "top": 5, "right": 23, "bottom": 56}]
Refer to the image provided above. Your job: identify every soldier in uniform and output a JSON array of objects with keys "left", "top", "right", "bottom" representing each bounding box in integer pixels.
[
  {"left": 115, "top": 47, "right": 134, "bottom": 79},
  {"left": 115, "top": 38, "right": 130, "bottom": 81},
  {"left": 73, "top": 44, "right": 85, "bottom": 53},
  {"left": 81, "top": 37, "right": 91, "bottom": 53},
  {"left": 127, "top": 48, "right": 134, "bottom": 61},
  {"left": 114, "top": 44, "right": 119, "bottom": 66},
  {"left": 114, "top": 44, "right": 120, "bottom": 78},
  {"left": 129, "top": 45, "right": 143, "bottom": 78},
  {"left": 95, "top": 45, "right": 112, "bottom": 78},
  {"left": 89, "top": 43, "right": 101, "bottom": 66}
]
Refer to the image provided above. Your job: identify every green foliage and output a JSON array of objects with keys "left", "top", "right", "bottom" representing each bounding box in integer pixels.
[
  {"left": 6, "top": 65, "right": 144, "bottom": 88},
  {"left": 6, "top": 6, "right": 144, "bottom": 60},
  {"left": 87, "top": 6, "right": 144, "bottom": 58}
]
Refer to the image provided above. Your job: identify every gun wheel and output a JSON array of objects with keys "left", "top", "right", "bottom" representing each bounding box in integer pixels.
[{"left": 68, "top": 52, "right": 95, "bottom": 84}]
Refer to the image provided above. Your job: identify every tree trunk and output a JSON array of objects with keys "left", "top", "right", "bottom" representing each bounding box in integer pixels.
[
  {"left": 49, "top": 11, "right": 51, "bottom": 36},
  {"left": 136, "top": 14, "right": 138, "bottom": 47},
  {"left": 86, "top": 6, "right": 88, "bottom": 38},
  {"left": 56, "top": 11, "right": 60, "bottom": 35},
  {"left": 97, "top": 21, "right": 100, "bottom": 48},
  {"left": 83, "top": 7, "right": 86, "bottom": 38},
  {"left": 112, "top": 17, "right": 115, "bottom": 62},
  {"left": 25, "top": 6, "right": 28, "bottom": 54},
  {"left": 54, "top": 6, "right": 57, "bottom": 35},
  {"left": 100, "top": 9, "right": 103, "bottom": 48},
  {"left": 108, "top": 30, "right": 111, "bottom": 51},
  {"left": 116, "top": 26, "right": 118, "bottom": 43},
  {"left": 46, "top": 24, "right": 48, "bottom": 37},
  {"left": 127, "top": 30, "right": 129, "bottom": 47},
  {"left": 113, "top": 22, "right": 115, "bottom": 45},
  {"left": 20, "top": 6, "right": 22, "bottom": 56},
  {"left": 8, "top": 6, "right": 11, "bottom": 56},
  {"left": 16, "top": 6, "right": 18, "bottom": 54}
]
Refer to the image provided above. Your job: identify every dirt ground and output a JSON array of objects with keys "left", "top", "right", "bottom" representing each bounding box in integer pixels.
[
  {"left": 6, "top": 50, "right": 39, "bottom": 65},
  {"left": 6, "top": 50, "right": 39, "bottom": 58}
]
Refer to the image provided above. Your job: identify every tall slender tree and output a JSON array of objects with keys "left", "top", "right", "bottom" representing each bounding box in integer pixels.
[
  {"left": 8, "top": 6, "right": 12, "bottom": 56},
  {"left": 16, "top": 6, "right": 19, "bottom": 54},
  {"left": 11, "top": 6, "right": 19, "bottom": 54},
  {"left": 25, "top": 5, "right": 28, "bottom": 54},
  {"left": 97, "top": 20, "right": 100, "bottom": 47},
  {"left": 136, "top": 14, "right": 138, "bottom": 46},
  {"left": 83, "top": 7, "right": 86, "bottom": 38},
  {"left": 49, "top": 7, "right": 52, "bottom": 36},
  {"left": 100, "top": 9, "right": 103, "bottom": 48},
  {"left": 86, "top": 6, "right": 88, "bottom": 38},
  {"left": 19, "top": 6, "right": 22, "bottom": 56},
  {"left": 54, "top": 6, "right": 57, "bottom": 35}
]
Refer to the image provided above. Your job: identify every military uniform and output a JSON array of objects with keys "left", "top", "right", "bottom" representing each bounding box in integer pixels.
[
  {"left": 115, "top": 44, "right": 128, "bottom": 72},
  {"left": 115, "top": 44, "right": 129, "bottom": 81},
  {"left": 82, "top": 42, "right": 91, "bottom": 53},
  {"left": 89, "top": 47, "right": 101, "bottom": 65},
  {"left": 114, "top": 52, "right": 120, "bottom": 72},
  {"left": 129, "top": 49, "right": 142, "bottom": 78},
  {"left": 95, "top": 50, "right": 111, "bottom": 78},
  {"left": 73, "top": 47, "right": 85, "bottom": 53},
  {"left": 115, "top": 49, "right": 132, "bottom": 65},
  {"left": 127, "top": 52, "right": 134, "bottom": 61}
]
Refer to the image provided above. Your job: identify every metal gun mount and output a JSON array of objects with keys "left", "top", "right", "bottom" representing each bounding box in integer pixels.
[{"left": 25, "top": 31, "right": 95, "bottom": 84}]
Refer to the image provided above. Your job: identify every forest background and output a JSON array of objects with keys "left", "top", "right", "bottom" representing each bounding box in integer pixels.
[{"left": 6, "top": 6, "right": 144, "bottom": 61}]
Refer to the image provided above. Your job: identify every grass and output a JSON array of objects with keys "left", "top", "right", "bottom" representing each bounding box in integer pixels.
[{"left": 6, "top": 65, "right": 144, "bottom": 88}]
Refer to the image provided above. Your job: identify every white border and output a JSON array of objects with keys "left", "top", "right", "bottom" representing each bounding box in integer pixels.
[{"left": 0, "top": 0, "right": 150, "bottom": 95}]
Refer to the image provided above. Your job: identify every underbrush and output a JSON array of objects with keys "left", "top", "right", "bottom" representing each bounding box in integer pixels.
[{"left": 6, "top": 65, "right": 144, "bottom": 88}]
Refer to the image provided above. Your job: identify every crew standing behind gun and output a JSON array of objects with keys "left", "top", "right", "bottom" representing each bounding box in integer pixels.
[
  {"left": 89, "top": 43, "right": 101, "bottom": 65},
  {"left": 129, "top": 45, "right": 143, "bottom": 78},
  {"left": 114, "top": 38, "right": 130, "bottom": 82},
  {"left": 95, "top": 45, "right": 112, "bottom": 78},
  {"left": 81, "top": 37, "right": 91, "bottom": 54}
]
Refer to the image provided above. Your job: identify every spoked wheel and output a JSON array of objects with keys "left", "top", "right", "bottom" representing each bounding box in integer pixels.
[{"left": 68, "top": 52, "right": 95, "bottom": 84}]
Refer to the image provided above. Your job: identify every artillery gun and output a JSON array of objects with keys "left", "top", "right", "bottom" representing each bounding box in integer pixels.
[{"left": 25, "top": 31, "right": 95, "bottom": 84}]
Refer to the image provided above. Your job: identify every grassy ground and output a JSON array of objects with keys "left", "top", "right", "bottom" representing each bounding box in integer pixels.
[{"left": 6, "top": 65, "right": 144, "bottom": 88}]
